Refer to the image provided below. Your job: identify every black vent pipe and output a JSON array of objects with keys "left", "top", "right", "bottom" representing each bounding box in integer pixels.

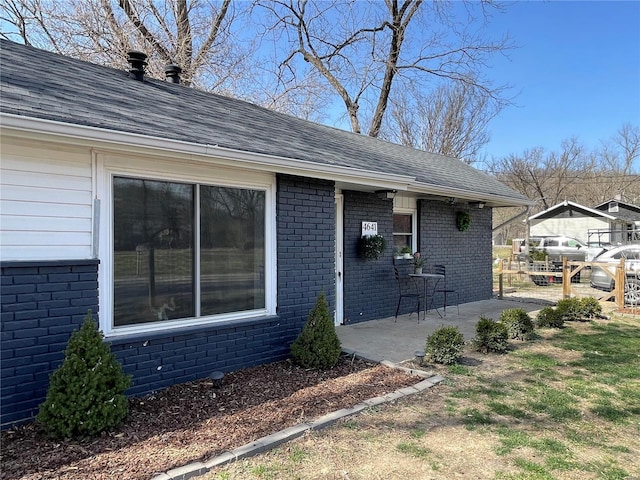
[
  {"left": 165, "top": 64, "right": 182, "bottom": 84},
  {"left": 127, "top": 51, "right": 147, "bottom": 81}
]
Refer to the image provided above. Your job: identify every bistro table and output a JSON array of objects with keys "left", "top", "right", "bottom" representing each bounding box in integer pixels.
[{"left": 408, "top": 272, "right": 445, "bottom": 320}]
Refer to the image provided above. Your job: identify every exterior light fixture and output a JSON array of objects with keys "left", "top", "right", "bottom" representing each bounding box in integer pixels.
[
  {"left": 375, "top": 189, "right": 397, "bottom": 200},
  {"left": 470, "top": 201, "right": 485, "bottom": 209}
]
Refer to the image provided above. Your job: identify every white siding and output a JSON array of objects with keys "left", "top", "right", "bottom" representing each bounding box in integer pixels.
[
  {"left": 0, "top": 137, "right": 93, "bottom": 260},
  {"left": 530, "top": 217, "right": 610, "bottom": 244},
  {"left": 393, "top": 195, "right": 417, "bottom": 210}
]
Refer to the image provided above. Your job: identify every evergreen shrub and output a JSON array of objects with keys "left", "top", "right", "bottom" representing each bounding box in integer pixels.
[
  {"left": 291, "top": 291, "right": 342, "bottom": 370},
  {"left": 425, "top": 326, "right": 465, "bottom": 365},
  {"left": 499, "top": 308, "right": 535, "bottom": 340},
  {"left": 536, "top": 306, "right": 564, "bottom": 328},
  {"left": 555, "top": 298, "right": 583, "bottom": 321},
  {"left": 36, "top": 311, "right": 131, "bottom": 439},
  {"left": 473, "top": 316, "right": 509, "bottom": 353},
  {"left": 579, "top": 297, "right": 603, "bottom": 319},
  {"left": 358, "top": 234, "right": 386, "bottom": 260}
]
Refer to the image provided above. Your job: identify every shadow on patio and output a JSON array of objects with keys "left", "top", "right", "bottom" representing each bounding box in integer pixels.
[{"left": 337, "top": 298, "right": 546, "bottom": 364}]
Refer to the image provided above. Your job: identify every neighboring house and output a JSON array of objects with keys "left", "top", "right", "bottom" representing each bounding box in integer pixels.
[
  {"left": 528, "top": 200, "right": 640, "bottom": 245},
  {"left": 0, "top": 40, "right": 530, "bottom": 427},
  {"left": 592, "top": 199, "right": 640, "bottom": 245}
]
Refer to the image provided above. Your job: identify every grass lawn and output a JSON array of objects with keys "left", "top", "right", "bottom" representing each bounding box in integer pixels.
[{"left": 207, "top": 316, "right": 640, "bottom": 480}]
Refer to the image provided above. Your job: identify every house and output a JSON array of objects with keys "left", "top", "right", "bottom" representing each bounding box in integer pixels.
[
  {"left": 0, "top": 40, "right": 530, "bottom": 427},
  {"left": 592, "top": 199, "right": 640, "bottom": 245},
  {"left": 528, "top": 200, "right": 640, "bottom": 245}
]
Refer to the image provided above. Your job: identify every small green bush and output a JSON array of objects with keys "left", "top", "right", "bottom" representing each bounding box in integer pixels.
[
  {"left": 36, "top": 311, "right": 131, "bottom": 439},
  {"left": 456, "top": 211, "right": 471, "bottom": 232},
  {"left": 556, "top": 298, "right": 583, "bottom": 321},
  {"left": 425, "top": 326, "right": 466, "bottom": 365},
  {"left": 291, "top": 291, "right": 342, "bottom": 370},
  {"left": 536, "top": 306, "right": 564, "bottom": 328},
  {"left": 579, "top": 297, "right": 603, "bottom": 319},
  {"left": 473, "top": 316, "right": 509, "bottom": 354},
  {"left": 358, "top": 234, "right": 386, "bottom": 260},
  {"left": 499, "top": 308, "right": 535, "bottom": 340}
]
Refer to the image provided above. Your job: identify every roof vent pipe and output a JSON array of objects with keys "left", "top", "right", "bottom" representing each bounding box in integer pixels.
[
  {"left": 165, "top": 64, "right": 182, "bottom": 84},
  {"left": 127, "top": 51, "right": 147, "bottom": 81}
]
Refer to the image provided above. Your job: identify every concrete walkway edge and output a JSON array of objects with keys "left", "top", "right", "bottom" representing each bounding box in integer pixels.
[{"left": 150, "top": 358, "right": 444, "bottom": 480}]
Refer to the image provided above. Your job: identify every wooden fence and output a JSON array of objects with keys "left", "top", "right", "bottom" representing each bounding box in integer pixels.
[{"left": 496, "top": 257, "right": 627, "bottom": 309}]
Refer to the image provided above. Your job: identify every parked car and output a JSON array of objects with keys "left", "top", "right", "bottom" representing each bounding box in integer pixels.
[
  {"left": 516, "top": 236, "right": 605, "bottom": 263},
  {"left": 590, "top": 244, "right": 640, "bottom": 305},
  {"left": 515, "top": 236, "right": 605, "bottom": 286}
]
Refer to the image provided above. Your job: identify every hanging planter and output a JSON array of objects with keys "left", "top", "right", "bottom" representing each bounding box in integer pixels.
[
  {"left": 358, "top": 234, "right": 386, "bottom": 260},
  {"left": 456, "top": 211, "right": 471, "bottom": 232}
]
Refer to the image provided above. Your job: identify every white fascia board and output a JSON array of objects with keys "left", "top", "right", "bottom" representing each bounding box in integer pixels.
[
  {"left": 407, "top": 181, "right": 534, "bottom": 208},
  {"left": 528, "top": 200, "right": 617, "bottom": 221},
  {"left": 0, "top": 113, "right": 414, "bottom": 191}
]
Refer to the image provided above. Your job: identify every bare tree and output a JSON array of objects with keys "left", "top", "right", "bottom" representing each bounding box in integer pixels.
[
  {"left": 381, "top": 82, "right": 504, "bottom": 163},
  {"left": 489, "top": 124, "right": 640, "bottom": 214},
  {"left": 254, "top": 0, "right": 512, "bottom": 138},
  {"left": 599, "top": 123, "right": 640, "bottom": 175},
  {"left": 489, "top": 138, "right": 590, "bottom": 211},
  {"left": 0, "top": 0, "right": 250, "bottom": 91}
]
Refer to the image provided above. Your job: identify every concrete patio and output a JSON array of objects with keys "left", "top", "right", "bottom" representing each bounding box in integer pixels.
[{"left": 336, "top": 298, "right": 546, "bottom": 364}]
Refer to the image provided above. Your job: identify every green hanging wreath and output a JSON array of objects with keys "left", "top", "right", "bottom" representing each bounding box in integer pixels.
[
  {"left": 456, "top": 211, "right": 471, "bottom": 232},
  {"left": 358, "top": 234, "right": 386, "bottom": 260}
]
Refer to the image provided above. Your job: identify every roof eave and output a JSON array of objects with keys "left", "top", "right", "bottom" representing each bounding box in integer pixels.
[
  {"left": 407, "top": 181, "right": 534, "bottom": 208},
  {"left": 1, "top": 113, "right": 415, "bottom": 190},
  {"left": 1, "top": 112, "right": 530, "bottom": 206}
]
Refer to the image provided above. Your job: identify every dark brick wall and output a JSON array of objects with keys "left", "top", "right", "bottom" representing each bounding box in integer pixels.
[
  {"left": 342, "top": 195, "right": 494, "bottom": 323},
  {"left": 343, "top": 191, "right": 398, "bottom": 323},
  {"left": 0, "top": 175, "right": 337, "bottom": 429},
  {"left": 1, "top": 260, "right": 100, "bottom": 428},
  {"left": 276, "top": 174, "right": 336, "bottom": 324},
  {"left": 419, "top": 200, "right": 494, "bottom": 306}
]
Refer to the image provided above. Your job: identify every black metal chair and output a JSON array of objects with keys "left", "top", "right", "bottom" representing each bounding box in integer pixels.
[
  {"left": 394, "top": 266, "right": 422, "bottom": 322},
  {"left": 432, "top": 264, "right": 459, "bottom": 315}
]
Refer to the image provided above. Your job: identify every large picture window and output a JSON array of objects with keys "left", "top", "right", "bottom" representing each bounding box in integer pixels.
[{"left": 113, "top": 177, "right": 266, "bottom": 327}]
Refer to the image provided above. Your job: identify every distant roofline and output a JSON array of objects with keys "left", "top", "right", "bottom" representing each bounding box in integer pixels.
[{"left": 528, "top": 200, "right": 617, "bottom": 221}]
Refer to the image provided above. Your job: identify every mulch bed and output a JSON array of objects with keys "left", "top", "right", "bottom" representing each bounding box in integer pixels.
[{"left": 1, "top": 355, "right": 419, "bottom": 480}]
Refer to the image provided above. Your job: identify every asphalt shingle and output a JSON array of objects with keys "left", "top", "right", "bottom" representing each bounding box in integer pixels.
[{"left": 0, "top": 39, "right": 528, "bottom": 205}]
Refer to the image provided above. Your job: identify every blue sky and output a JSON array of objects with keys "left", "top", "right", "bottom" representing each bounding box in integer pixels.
[{"left": 480, "top": 1, "right": 640, "bottom": 162}]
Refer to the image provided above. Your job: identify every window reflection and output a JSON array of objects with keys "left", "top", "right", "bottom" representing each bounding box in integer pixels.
[
  {"left": 200, "top": 186, "right": 265, "bottom": 315},
  {"left": 113, "top": 177, "right": 265, "bottom": 328}
]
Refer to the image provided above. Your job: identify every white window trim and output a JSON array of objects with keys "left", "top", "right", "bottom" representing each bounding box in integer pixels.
[
  {"left": 393, "top": 207, "right": 418, "bottom": 252},
  {"left": 96, "top": 151, "right": 277, "bottom": 337}
]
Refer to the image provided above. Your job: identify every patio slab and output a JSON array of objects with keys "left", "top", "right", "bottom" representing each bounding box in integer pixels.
[{"left": 337, "top": 298, "right": 545, "bottom": 364}]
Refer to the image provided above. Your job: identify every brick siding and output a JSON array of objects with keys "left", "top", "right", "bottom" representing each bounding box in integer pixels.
[
  {"left": 1, "top": 260, "right": 100, "bottom": 427},
  {"left": 343, "top": 191, "right": 398, "bottom": 323},
  {"left": 419, "top": 200, "right": 494, "bottom": 305},
  {"left": 342, "top": 195, "right": 494, "bottom": 323}
]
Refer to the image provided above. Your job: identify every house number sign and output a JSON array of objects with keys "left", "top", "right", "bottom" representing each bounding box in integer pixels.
[{"left": 361, "top": 221, "right": 378, "bottom": 237}]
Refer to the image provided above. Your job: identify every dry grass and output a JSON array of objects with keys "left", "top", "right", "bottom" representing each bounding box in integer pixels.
[{"left": 209, "top": 317, "right": 640, "bottom": 480}]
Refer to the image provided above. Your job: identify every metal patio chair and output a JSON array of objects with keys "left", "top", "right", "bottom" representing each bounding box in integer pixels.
[
  {"left": 432, "top": 264, "right": 459, "bottom": 315},
  {"left": 394, "top": 266, "right": 422, "bottom": 322}
]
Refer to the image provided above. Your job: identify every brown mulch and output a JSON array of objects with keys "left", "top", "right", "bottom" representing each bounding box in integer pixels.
[{"left": 1, "top": 356, "right": 419, "bottom": 480}]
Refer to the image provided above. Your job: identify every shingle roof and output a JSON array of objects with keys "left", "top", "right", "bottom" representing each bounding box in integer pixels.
[
  {"left": 528, "top": 200, "right": 640, "bottom": 223},
  {"left": 0, "top": 39, "right": 529, "bottom": 205}
]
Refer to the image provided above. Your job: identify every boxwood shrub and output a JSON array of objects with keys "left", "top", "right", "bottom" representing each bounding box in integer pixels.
[
  {"left": 536, "top": 306, "right": 565, "bottom": 328},
  {"left": 473, "top": 316, "right": 509, "bottom": 354},
  {"left": 499, "top": 308, "right": 535, "bottom": 340},
  {"left": 425, "top": 326, "right": 465, "bottom": 365}
]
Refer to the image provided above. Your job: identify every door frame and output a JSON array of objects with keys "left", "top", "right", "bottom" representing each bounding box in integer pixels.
[{"left": 334, "top": 193, "right": 344, "bottom": 326}]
